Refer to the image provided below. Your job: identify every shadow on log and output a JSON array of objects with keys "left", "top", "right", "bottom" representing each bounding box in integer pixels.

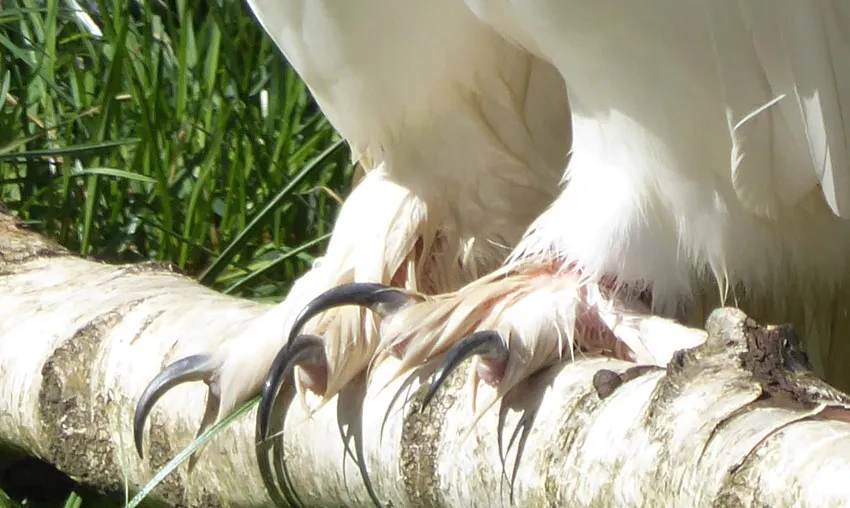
[{"left": 0, "top": 210, "right": 848, "bottom": 506}]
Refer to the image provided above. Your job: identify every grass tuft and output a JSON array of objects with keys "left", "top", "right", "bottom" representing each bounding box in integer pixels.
[
  {"left": 0, "top": 0, "right": 352, "bottom": 505},
  {"left": 0, "top": 0, "right": 352, "bottom": 296}
]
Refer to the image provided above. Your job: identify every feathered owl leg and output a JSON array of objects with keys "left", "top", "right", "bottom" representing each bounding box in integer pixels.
[
  {"left": 403, "top": 264, "right": 706, "bottom": 412},
  {"left": 132, "top": 169, "right": 490, "bottom": 460},
  {"left": 256, "top": 258, "right": 706, "bottom": 435}
]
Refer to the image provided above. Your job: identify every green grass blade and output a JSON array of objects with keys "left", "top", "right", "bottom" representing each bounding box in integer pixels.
[
  {"left": 76, "top": 167, "right": 158, "bottom": 184},
  {"left": 223, "top": 232, "right": 331, "bottom": 295},
  {"left": 198, "top": 137, "right": 346, "bottom": 285},
  {"left": 126, "top": 397, "right": 259, "bottom": 508},
  {"left": 0, "top": 139, "right": 140, "bottom": 160}
]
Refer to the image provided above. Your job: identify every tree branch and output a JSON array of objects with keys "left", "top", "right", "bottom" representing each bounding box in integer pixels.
[{"left": 0, "top": 210, "right": 848, "bottom": 507}]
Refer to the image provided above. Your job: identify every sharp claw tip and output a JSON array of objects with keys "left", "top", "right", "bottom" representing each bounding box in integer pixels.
[
  {"left": 419, "top": 389, "right": 438, "bottom": 412},
  {"left": 134, "top": 428, "right": 145, "bottom": 459},
  {"left": 418, "top": 330, "right": 507, "bottom": 412},
  {"left": 133, "top": 403, "right": 148, "bottom": 459},
  {"left": 131, "top": 354, "right": 215, "bottom": 462}
]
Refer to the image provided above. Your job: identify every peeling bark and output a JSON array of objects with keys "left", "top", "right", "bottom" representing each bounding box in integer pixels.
[{"left": 0, "top": 210, "right": 849, "bottom": 507}]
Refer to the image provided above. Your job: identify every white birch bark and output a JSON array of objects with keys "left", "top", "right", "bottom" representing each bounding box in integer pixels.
[{"left": 0, "top": 210, "right": 849, "bottom": 507}]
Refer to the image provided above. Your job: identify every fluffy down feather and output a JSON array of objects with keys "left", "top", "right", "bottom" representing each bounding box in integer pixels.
[{"left": 446, "top": 0, "right": 850, "bottom": 390}]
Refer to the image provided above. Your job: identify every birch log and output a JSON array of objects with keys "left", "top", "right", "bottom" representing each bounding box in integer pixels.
[{"left": 1, "top": 210, "right": 850, "bottom": 507}]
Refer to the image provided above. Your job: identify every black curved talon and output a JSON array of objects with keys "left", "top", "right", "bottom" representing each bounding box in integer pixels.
[
  {"left": 286, "top": 282, "right": 420, "bottom": 343},
  {"left": 258, "top": 334, "right": 327, "bottom": 440},
  {"left": 133, "top": 354, "right": 216, "bottom": 458},
  {"left": 420, "top": 330, "right": 509, "bottom": 410}
]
